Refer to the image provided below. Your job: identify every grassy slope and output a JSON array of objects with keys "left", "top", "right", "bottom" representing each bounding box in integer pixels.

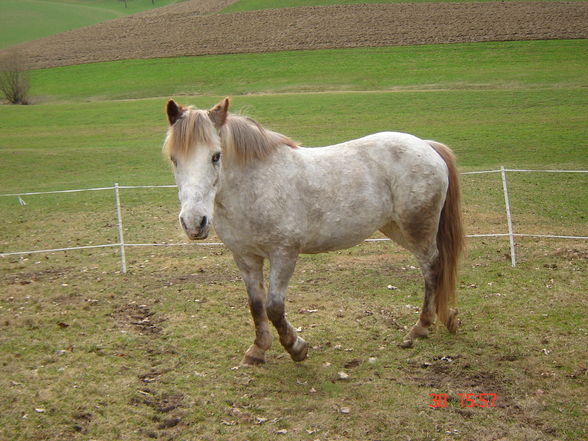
[
  {"left": 29, "top": 40, "right": 587, "bottom": 101},
  {"left": 0, "top": 40, "right": 583, "bottom": 194},
  {"left": 1, "top": 89, "right": 586, "bottom": 186},
  {"left": 1, "top": 40, "right": 586, "bottom": 252},
  {"left": 0, "top": 40, "right": 587, "bottom": 441},
  {"left": 0, "top": 0, "right": 181, "bottom": 48}
]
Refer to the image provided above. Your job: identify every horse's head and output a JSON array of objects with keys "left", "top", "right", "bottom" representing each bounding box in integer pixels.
[{"left": 164, "top": 98, "right": 229, "bottom": 240}]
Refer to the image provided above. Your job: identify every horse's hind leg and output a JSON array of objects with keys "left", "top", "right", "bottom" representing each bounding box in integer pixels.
[
  {"left": 380, "top": 221, "right": 440, "bottom": 348},
  {"left": 400, "top": 252, "right": 439, "bottom": 348},
  {"left": 266, "top": 249, "right": 308, "bottom": 362},
  {"left": 234, "top": 254, "right": 272, "bottom": 366}
]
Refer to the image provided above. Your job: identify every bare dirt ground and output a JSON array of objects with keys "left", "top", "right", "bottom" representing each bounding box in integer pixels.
[{"left": 5, "top": 1, "right": 588, "bottom": 69}]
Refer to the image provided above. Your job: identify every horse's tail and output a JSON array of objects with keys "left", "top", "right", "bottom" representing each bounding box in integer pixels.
[{"left": 428, "top": 141, "right": 465, "bottom": 333}]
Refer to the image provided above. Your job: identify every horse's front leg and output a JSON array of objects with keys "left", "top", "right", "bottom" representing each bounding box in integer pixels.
[
  {"left": 234, "top": 254, "right": 272, "bottom": 366},
  {"left": 267, "top": 249, "right": 308, "bottom": 362}
]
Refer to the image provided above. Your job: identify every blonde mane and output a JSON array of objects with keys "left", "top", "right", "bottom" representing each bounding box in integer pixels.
[
  {"left": 163, "top": 107, "right": 298, "bottom": 165},
  {"left": 221, "top": 115, "right": 298, "bottom": 166},
  {"left": 163, "top": 107, "right": 217, "bottom": 161}
]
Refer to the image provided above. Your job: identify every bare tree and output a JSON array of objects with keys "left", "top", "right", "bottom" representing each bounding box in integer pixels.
[{"left": 0, "top": 50, "right": 30, "bottom": 105}]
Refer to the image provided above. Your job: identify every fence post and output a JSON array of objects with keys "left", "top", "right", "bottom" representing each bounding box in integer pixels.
[
  {"left": 114, "top": 183, "right": 127, "bottom": 273},
  {"left": 500, "top": 166, "right": 517, "bottom": 267}
]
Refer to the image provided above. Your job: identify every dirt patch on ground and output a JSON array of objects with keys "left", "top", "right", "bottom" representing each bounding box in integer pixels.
[
  {"left": 110, "top": 303, "right": 164, "bottom": 335},
  {"left": 6, "top": 1, "right": 588, "bottom": 70},
  {"left": 2, "top": 267, "right": 72, "bottom": 285},
  {"left": 406, "top": 355, "right": 509, "bottom": 392}
]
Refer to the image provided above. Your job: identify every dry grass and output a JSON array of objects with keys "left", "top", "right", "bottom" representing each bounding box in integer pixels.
[{"left": 1, "top": 217, "right": 586, "bottom": 440}]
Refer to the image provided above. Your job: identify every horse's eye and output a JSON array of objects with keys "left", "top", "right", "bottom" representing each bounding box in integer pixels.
[{"left": 212, "top": 152, "right": 221, "bottom": 164}]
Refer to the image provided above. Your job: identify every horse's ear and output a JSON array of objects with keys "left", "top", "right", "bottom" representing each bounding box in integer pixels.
[
  {"left": 166, "top": 99, "right": 184, "bottom": 126},
  {"left": 208, "top": 97, "right": 230, "bottom": 129}
]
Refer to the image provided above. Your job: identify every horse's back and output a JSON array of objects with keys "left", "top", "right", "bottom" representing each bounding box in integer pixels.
[
  {"left": 305, "top": 131, "right": 446, "bottom": 170},
  {"left": 215, "top": 131, "right": 450, "bottom": 255},
  {"left": 299, "top": 131, "right": 449, "bottom": 197}
]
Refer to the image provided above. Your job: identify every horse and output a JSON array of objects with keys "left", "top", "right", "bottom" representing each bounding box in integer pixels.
[{"left": 163, "top": 97, "right": 464, "bottom": 366}]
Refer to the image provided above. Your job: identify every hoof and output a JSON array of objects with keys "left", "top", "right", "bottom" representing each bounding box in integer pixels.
[
  {"left": 446, "top": 309, "right": 460, "bottom": 334},
  {"left": 412, "top": 324, "right": 430, "bottom": 339},
  {"left": 241, "top": 355, "right": 265, "bottom": 367},
  {"left": 241, "top": 344, "right": 266, "bottom": 366},
  {"left": 289, "top": 337, "right": 309, "bottom": 362},
  {"left": 399, "top": 324, "right": 428, "bottom": 349},
  {"left": 399, "top": 339, "right": 413, "bottom": 349}
]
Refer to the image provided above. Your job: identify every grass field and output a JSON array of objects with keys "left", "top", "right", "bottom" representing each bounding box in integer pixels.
[
  {"left": 0, "top": 0, "right": 182, "bottom": 48},
  {"left": 0, "top": 88, "right": 587, "bottom": 191},
  {"left": 28, "top": 40, "right": 587, "bottom": 102},
  {"left": 1, "top": 39, "right": 587, "bottom": 441},
  {"left": 0, "top": 40, "right": 584, "bottom": 193}
]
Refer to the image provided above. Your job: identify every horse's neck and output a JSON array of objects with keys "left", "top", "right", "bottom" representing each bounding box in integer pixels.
[
  {"left": 215, "top": 161, "right": 257, "bottom": 207},
  {"left": 216, "top": 147, "right": 298, "bottom": 206}
]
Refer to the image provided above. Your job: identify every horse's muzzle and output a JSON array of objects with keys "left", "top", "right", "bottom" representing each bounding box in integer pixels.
[{"left": 180, "top": 215, "right": 209, "bottom": 240}]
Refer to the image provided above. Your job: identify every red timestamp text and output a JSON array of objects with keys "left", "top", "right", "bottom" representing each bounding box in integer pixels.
[{"left": 429, "top": 393, "right": 497, "bottom": 409}]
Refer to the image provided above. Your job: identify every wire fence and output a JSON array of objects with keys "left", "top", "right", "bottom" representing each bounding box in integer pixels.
[{"left": 1, "top": 167, "right": 587, "bottom": 273}]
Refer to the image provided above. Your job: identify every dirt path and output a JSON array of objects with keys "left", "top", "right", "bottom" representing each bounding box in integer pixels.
[{"left": 5, "top": 1, "right": 588, "bottom": 69}]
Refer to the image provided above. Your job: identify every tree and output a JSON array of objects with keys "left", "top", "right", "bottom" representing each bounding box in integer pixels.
[{"left": 0, "top": 50, "right": 30, "bottom": 105}]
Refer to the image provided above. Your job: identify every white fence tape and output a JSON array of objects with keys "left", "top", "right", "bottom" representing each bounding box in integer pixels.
[
  {"left": 0, "top": 242, "right": 228, "bottom": 258},
  {"left": 1, "top": 168, "right": 587, "bottom": 272}
]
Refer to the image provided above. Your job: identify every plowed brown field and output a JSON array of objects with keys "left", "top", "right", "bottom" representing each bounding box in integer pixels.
[{"left": 5, "top": 1, "right": 588, "bottom": 69}]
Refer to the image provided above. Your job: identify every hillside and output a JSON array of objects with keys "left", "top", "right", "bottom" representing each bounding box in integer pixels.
[{"left": 3, "top": 1, "right": 588, "bottom": 69}]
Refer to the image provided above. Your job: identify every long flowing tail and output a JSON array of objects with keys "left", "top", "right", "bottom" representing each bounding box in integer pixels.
[{"left": 428, "top": 141, "right": 465, "bottom": 332}]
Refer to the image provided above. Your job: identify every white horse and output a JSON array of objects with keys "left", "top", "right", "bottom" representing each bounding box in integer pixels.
[{"left": 163, "top": 98, "right": 464, "bottom": 366}]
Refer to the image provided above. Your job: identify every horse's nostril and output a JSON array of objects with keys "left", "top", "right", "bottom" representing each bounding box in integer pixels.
[{"left": 180, "top": 215, "right": 207, "bottom": 234}]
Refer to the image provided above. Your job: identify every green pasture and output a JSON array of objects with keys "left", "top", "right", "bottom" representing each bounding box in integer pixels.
[
  {"left": 1, "top": 88, "right": 587, "bottom": 192},
  {"left": 29, "top": 40, "right": 586, "bottom": 102},
  {"left": 1, "top": 40, "right": 587, "bottom": 441},
  {"left": 0, "top": 40, "right": 583, "bottom": 195},
  {"left": 0, "top": 0, "right": 182, "bottom": 48}
]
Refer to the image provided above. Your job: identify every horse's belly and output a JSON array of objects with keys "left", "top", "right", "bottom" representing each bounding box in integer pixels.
[
  {"left": 299, "top": 216, "right": 384, "bottom": 254},
  {"left": 214, "top": 207, "right": 383, "bottom": 256},
  {"left": 300, "top": 235, "right": 367, "bottom": 254}
]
